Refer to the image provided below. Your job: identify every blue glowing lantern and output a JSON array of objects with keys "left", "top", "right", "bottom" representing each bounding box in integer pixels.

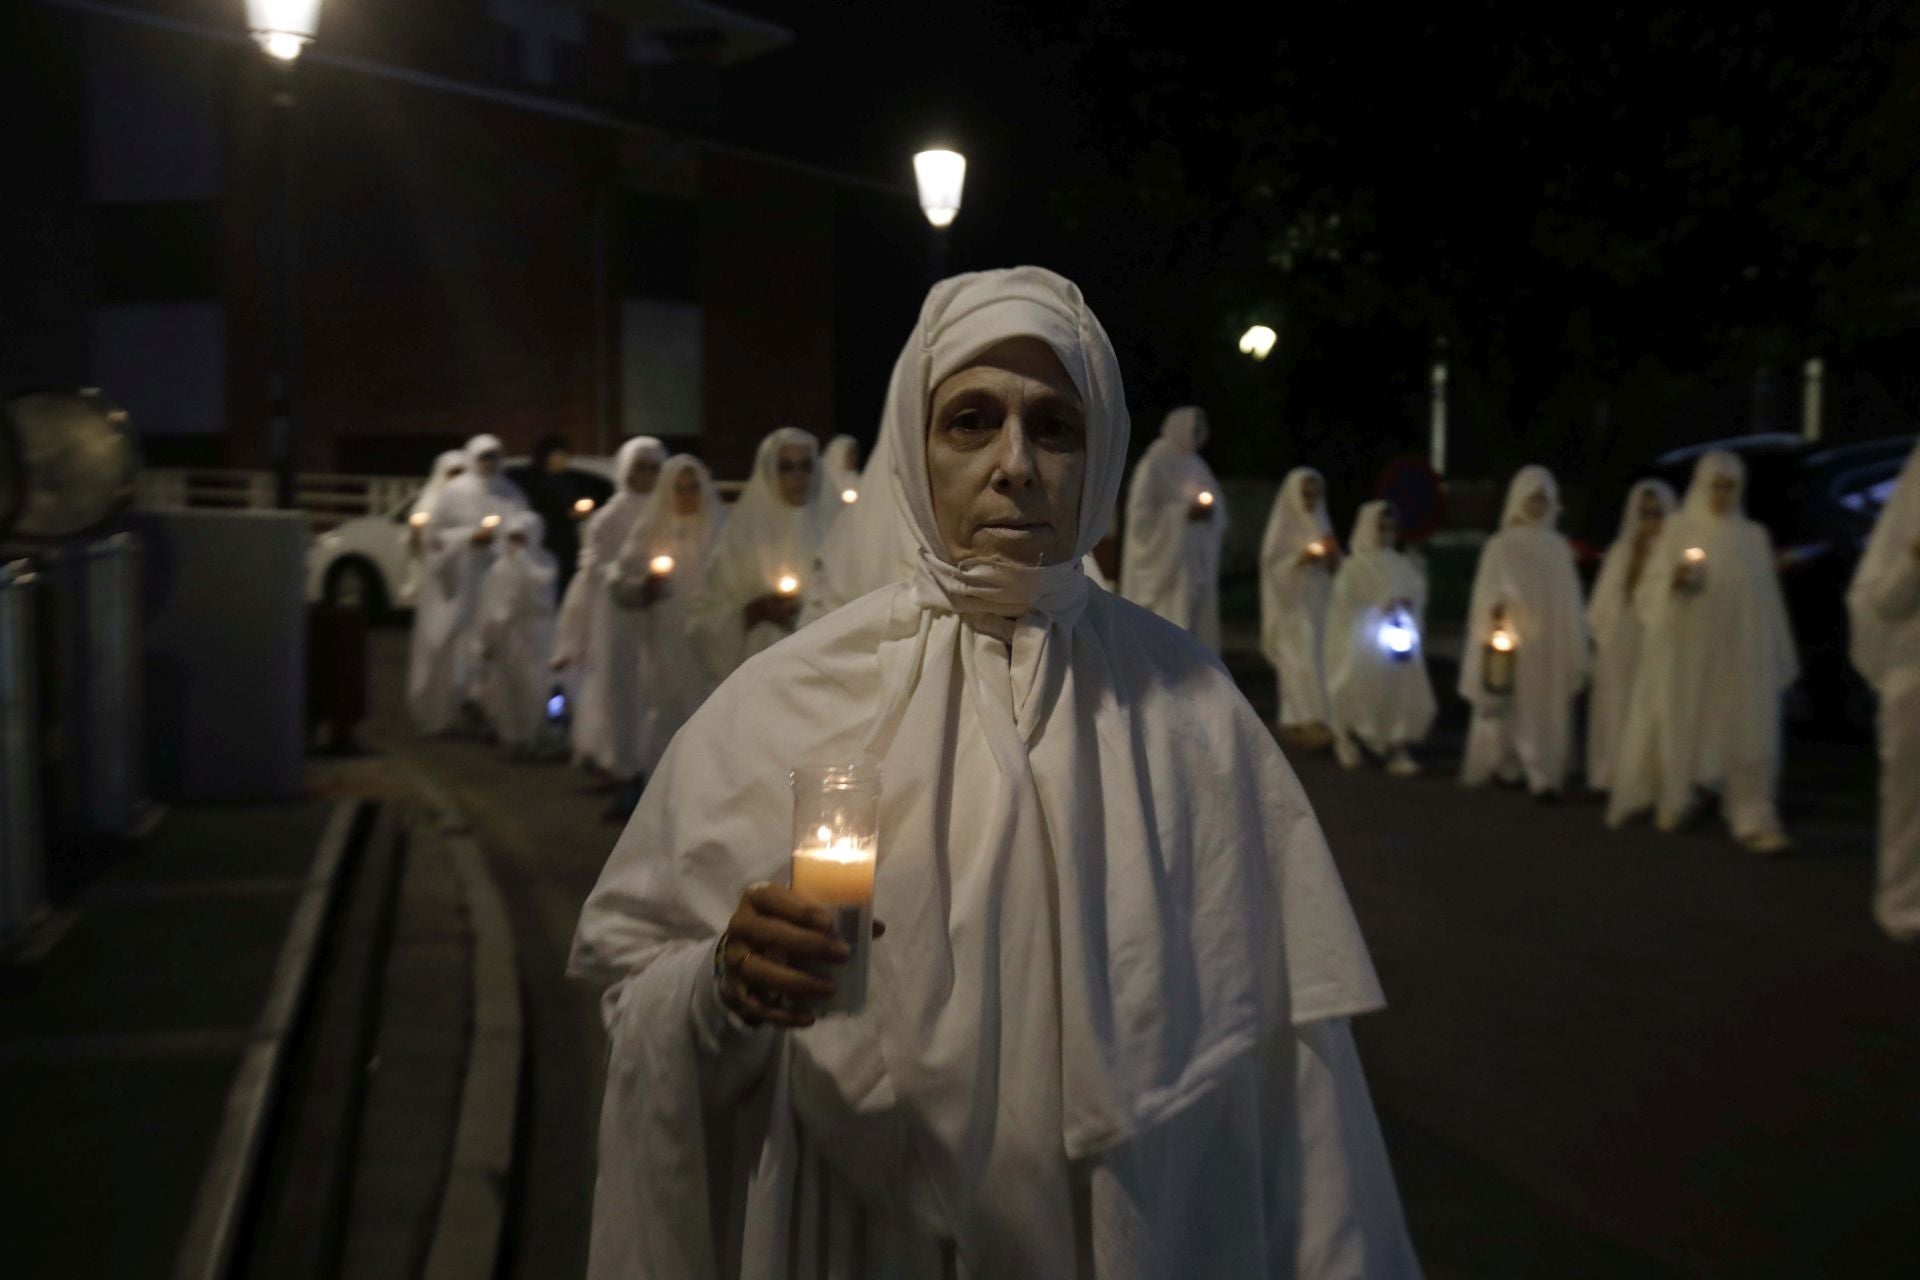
[{"left": 1378, "top": 607, "right": 1419, "bottom": 662}]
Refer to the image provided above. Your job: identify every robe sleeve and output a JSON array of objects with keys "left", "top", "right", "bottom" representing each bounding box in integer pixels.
[{"left": 1868, "top": 545, "right": 1920, "bottom": 623}]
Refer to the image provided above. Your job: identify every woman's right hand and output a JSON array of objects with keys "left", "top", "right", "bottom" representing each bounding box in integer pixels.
[{"left": 718, "top": 884, "right": 850, "bottom": 1028}]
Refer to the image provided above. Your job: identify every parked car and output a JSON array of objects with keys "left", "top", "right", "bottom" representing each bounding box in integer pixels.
[
  {"left": 306, "top": 456, "right": 614, "bottom": 617},
  {"left": 1632, "top": 432, "right": 1916, "bottom": 736}
]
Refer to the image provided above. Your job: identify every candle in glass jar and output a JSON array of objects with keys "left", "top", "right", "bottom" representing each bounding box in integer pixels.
[
  {"left": 790, "top": 765, "right": 881, "bottom": 1016},
  {"left": 776, "top": 573, "right": 801, "bottom": 596},
  {"left": 649, "top": 554, "right": 675, "bottom": 576},
  {"left": 574, "top": 497, "right": 596, "bottom": 516},
  {"left": 841, "top": 488, "right": 859, "bottom": 505},
  {"left": 1197, "top": 490, "right": 1215, "bottom": 508},
  {"left": 409, "top": 511, "right": 429, "bottom": 529},
  {"left": 480, "top": 514, "right": 502, "bottom": 530},
  {"left": 1308, "top": 539, "right": 1328, "bottom": 558}
]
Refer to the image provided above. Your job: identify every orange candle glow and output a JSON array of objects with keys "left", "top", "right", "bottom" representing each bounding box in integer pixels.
[
  {"left": 776, "top": 573, "right": 801, "bottom": 597},
  {"left": 841, "top": 488, "right": 859, "bottom": 505},
  {"left": 649, "top": 554, "right": 675, "bottom": 576}
]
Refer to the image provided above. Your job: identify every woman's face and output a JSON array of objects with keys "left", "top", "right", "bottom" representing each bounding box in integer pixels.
[
  {"left": 775, "top": 445, "right": 815, "bottom": 507},
  {"left": 1522, "top": 489, "right": 1551, "bottom": 523},
  {"left": 627, "top": 454, "right": 662, "bottom": 495},
  {"left": 1709, "top": 473, "right": 1740, "bottom": 515},
  {"left": 1636, "top": 488, "right": 1666, "bottom": 527},
  {"left": 927, "top": 336, "right": 1086, "bottom": 567},
  {"left": 1300, "top": 473, "right": 1323, "bottom": 509},
  {"left": 671, "top": 467, "right": 702, "bottom": 516}
]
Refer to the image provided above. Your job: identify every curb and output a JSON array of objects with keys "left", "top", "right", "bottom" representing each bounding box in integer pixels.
[
  {"left": 173, "top": 798, "right": 366, "bottom": 1280},
  {"left": 408, "top": 769, "right": 526, "bottom": 1280}
]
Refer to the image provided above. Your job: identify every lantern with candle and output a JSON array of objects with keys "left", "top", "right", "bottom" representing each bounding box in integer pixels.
[
  {"left": 1677, "top": 546, "right": 1707, "bottom": 595},
  {"left": 1378, "top": 605, "right": 1419, "bottom": 662},
  {"left": 790, "top": 763, "right": 882, "bottom": 1015},
  {"left": 1483, "top": 619, "right": 1519, "bottom": 695}
]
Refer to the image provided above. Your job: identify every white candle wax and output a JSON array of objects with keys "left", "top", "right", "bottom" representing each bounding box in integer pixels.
[{"left": 791, "top": 832, "right": 876, "bottom": 1014}]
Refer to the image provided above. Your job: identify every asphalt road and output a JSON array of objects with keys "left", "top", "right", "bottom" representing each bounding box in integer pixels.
[{"left": 363, "top": 624, "right": 1914, "bottom": 1278}]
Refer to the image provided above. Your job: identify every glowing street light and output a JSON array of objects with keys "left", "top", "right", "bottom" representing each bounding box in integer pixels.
[
  {"left": 247, "top": 0, "right": 323, "bottom": 62},
  {"left": 914, "top": 149, "right": 967, "bottom": 229},
  {"left": 1238, "top": 324, "right": 1277, "bottom": 361}
]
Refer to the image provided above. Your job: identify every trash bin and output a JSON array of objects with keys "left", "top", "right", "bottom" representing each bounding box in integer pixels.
[
  {"left": 41, "top": 534, "right": 147, "bottom": 839},
  {"left": 0, "top": 560, "right": 47, "bottom": 949}
]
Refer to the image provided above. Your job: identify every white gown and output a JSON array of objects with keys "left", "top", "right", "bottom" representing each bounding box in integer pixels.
[
  {"left": 1326, "top": 502, "right": 1437, "bottom": 754},
  {"left": 411, "top": 434, "right": 528, "bottom": 734},
  {"left": 554, "top": 437, "right": 666, "bottom": 777},
  {"left": 688, "top": 428, "right": 832, "bottom": 681},
  {"left": 1119, "top": 407, "right": 1225, "bottom": 651},
  {"left": 1458, "top": 466, "right": 1589, "bottom": 794},
  {"left": 1849, "top": 441, "right": 1920, "bottom": 940},
  {"left": 611, "top": 455, "right": 726, "bottom": 775},
  {"left": 477, "top": 512, "right": 558, "bottom": 749},
  {"left": 1260, "top": 469, "right": 1337, "bottom": 729},
  {"left": 573, "top": 267, "right": 1419, "bottom": 1280},
  {"left": 1606, "top": 452, "right": 1798, "bottom": 838},
  {"left": 1585, "top": 480, "right": 1676, "bottom": 791}
]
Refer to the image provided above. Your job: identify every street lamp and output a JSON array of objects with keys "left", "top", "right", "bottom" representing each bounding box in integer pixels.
[
  {"left": 246, "top": 0, "right": 323, "bottom": 509},
  {"left": 1238, "top": 324, "right": 1277, "bottom": 361},
  {"left": 914, "top": 148, "right": 965, "bottom": 282},
  {"left": 247, "top": 0, "right": 322, "bottom": 62}
]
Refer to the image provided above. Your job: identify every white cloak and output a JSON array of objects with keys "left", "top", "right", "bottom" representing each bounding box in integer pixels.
[
  {"left": 478, "top": 511, "right": 558, "bottom": 748},
  {"left": 1458, "top": 466, "right": 1589, "bottom": 793},
  {"left": 1326, "top": 502, "right": 1436, "bottom": 754},
  {"left": 572, "top": 267, "right": 1419, "bottom": 1279},
  {"left": 1585, "top": 480, "right": 1676, "bottom": 791},
  {"left": 1119, "top": 407, "right": 1225, "bottom": 651},
  {"left": 1606, "top": 452, "right": 1798, "bottom": 836},
  {"left": 555, "top": 437, "right": 666, "bottom": 777},
  {"left": 1260, "top": 468, "right": 1337, "bottom": 728},
  {"left": 1849, "top": 441, "right": 1920, "bottom": 940}
]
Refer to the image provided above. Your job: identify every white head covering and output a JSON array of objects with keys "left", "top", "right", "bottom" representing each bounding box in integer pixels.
[
  {"left": 1160, "top": 405, "right": 1206, "bottom": 453},
  {"left": 1349, "top": 498, "right": 1392, "bottom": 553},
  {"left": 615, "top": 435, "right": 667, "bottom": 489},
  {"left": 616, "top": 453, "right": 723, "bottom": 578},
  {"left": 432, "top": 433, "right": 527, "bottom": 527},
  {"left": 1501, "top": 464, "right": 1561, "bottom": 527},
  {"left": 573, "top": 266, "right": 1382, "bottom": 1273},
  {"left": 506, "top": 509, "right": 544, "bottom": 542},
  {"left": 583, "top": 436, "right": 667, "bottom": 553},
  {"left": 1588, "top": 479, "right": 1676, "bottom": 643},
  {"left": 1611, "top": 478, "right": 1677, "bottom": 543},
  {"left": 804, "top": 423, "right": 915, "bottom": 617},
  {"left": 821, "top": 434, "right": 862, "bottom": 497},
  {"left": 465, "top": 433, "right": 504, "bottom": 466},
  {"left": 413, "top": 450, "right": 466, "bottom": 517},
  {"left": 1266, "top": 466, "right": 1334, "bottom": 552},
  {"left": 726, "top": 426, "right": 831, "bottom": 579},
  {"left": 1849, "top": 441, "right": 1920, "bottom": 689}
]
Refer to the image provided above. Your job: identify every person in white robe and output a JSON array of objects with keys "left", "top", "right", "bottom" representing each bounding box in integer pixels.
[
  {"left": 1585, "top": 479, "right": 1676, "bottom": 792},
  {"left": 400, "top": 449, "right": 464, "bottom": 604},
  {"left": 411, "top": 434, "right": 528, "bottom": 734},
  {"left": 1459, "top": 465, "right": 1588, "bottom": 798},
  {"left": 403, "top": 450, "right": 465, "bottom": 717},
  {"left": 570, "top": 266, "right": 1420, "bottom": 1280},
  {"left": 1326, "top": 501, "right": 1436, "bottom": 776},
  {"left": 478, "top": 511, "right": 558, "bottom": 752},
  {"left": 1260, "top": 467, "right": 1340, "bottom": 746},
  {"left": 612, "top": 454, "right": 726, "bottom": 777},
  {"left": 821, "top": 434, "right": 863, "bottom": 508},
  {"left": 553, "top": 437, "right": 666, "bottom": 790},
  {"left": 1120, "top": 406, "right": 1225, "bottom": 651},
  {"left": 1848, "top": 441, "right": 1920, "bottom": 940},
  {"left": 688, "top": 428, "right": 832, "bottom": 681},
  {"left": 1606, "top": 451, "right": 1799, "bottom": 851}
]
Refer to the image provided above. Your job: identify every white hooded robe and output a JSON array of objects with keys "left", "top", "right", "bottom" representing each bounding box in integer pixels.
[
  {"left": 1120, "top": 406, "right": 1225, "bottom": 651},
  {"left": 1326, "top": 502, "right": 1437, "bottom": 755},
  {"left": 1459, "top": 466, "right": 1589, "bottom": 794},
  {"left": 1848, "top": 441, "right": 1920, "bottom": 940},
  {"left": 1585, "top": 480, "right": 1677, "bottom": 792},
  {"left": 1260, "top": 468, "right": 1338, "bottom": 729},
  {"left": 478, "top": 511, "right": 558, "bottom": 749},
  {"left": 570, "top": 267, "right": 1419, "bottom": 1280}
]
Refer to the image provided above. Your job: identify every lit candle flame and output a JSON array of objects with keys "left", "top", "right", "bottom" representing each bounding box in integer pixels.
[
  {"left": 409, "top": 511, "right": 429, "bottom": 529},
  {"left": 841, "top": 488, "right": 859, "bottom": 505},
  {"left": 1489, "top": 626, "right": 1516, "bottom": 653},
  {"left": 1308, "top": 540, "right": 1327, "bottom": 556},
  {"left": 649, "top": 554, "right": 675, "bottom": 576},
  {"left": 481, "top": 514, "right": 502, "bottom": 529},
  {"left": 574, "top": 497, "right": 595, "bottom": 515},
  {"left": 1197, "top": 491, "right": 1215, "bottom": 507},
  {"left": 777, "top": 573, "right": 801, "bottom": 596},
  {"left": 1683, "top": 546, "right": 1706, "bottom": 563}
]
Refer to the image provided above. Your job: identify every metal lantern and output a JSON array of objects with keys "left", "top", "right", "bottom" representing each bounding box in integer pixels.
[{"left": 1483, "top": 621, "right": 1519, "bottom": 695}]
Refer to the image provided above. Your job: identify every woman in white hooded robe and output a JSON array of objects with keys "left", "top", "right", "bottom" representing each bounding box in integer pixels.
[
  {"left": 1326, "top": 501, "right": 1436, "bottom": 776},
  {"left": 570, "top": 266, "right": 1419, "bottom": 1280},
  {"left": 1120, "top": 406, "right": 1225, "bottom": 651},
  {"left": 1459, "top": 466, "right": 1589, "bottom": 797},
  {"left": 1606, "top": 451, "right": 1799, "bottom": 851},
  {"left": 688, "top": 428, "right": 832, "bottom": 681},
  {"left": 404, "top": 450, "right": 465, "bottom": 720},
  {"left": 802, "top": 425, "right": 916, "bottom": 625},
  {"left": 412, "top": 434, "right": 528, "bottom": 734},
  {"left": 612, "top": 454, "right": 726, "bottom": 776},
  {"left": 400, "top": 449, "right": 464, "bottom": 604},
  {"left": 478, "top": 511, "right": 558, "bottom": 751},
  {"left": 1848, "top": 441, "right": 1920, "bottom": 940},
  {"left": 1585, "top": 479, "right": 1676, "bottom": 792},
  {"left": 821, "top": 435, "right": 863, "bottom": 508},
  {"left": 553, "top": 437, "right": 667, "bottom": 783},
  {"left": 1260, "top": 468, "right": 1339, "bottom": 744}
]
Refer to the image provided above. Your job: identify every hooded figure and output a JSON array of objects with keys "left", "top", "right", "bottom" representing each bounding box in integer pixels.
[
  {"left": 571, "top": 267, "right": 1417, "bottom": 1279},
  {"left": 411, "top": 434, "right": 528, "bottom": 733},
  {"left": 1260, "top": 468, "right": 1339, "bottom": 739},
  {"left": 1326, "top": 501, "right": 1436, "bottom": 775},
  {"left": 612, "top": 454, "right": 726, "bottom": 776},
  {"left": 1459, "top": 466, "right": 1589, "bottom": 796},
  {"left": 402, "top": 448, "right": 465, "bottom": 657},
  {"left": 554, "top": 437, "right": 668, "bottom": 781},
  {"left": 1120, "top": 406, "right": 1225, "bottom": 651},
  {"left": 688, "top": 427, "right": 832, "bottom": 680},
  {"left": 478, "top": 511, "right": 558, "bottom": 751},
  {"left": 1848, "top": 441, "right": 1920, "bottom": 940},
  {"left": 1585, "top": 479, "right": 1677, "bottom": 792},
  {"left": 821, "top": 435, "right": 863, "bottom": 507},
  {"left": 1606, "top": 452, "right": 1799, "bottom": 850}
]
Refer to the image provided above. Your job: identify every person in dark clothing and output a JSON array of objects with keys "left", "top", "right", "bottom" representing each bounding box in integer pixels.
[{"left": 509, "top": 434, "right": 590, "bottom": 591}]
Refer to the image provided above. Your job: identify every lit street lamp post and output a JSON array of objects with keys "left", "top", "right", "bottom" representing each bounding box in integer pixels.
[
  {"left": 246, "top": 0, "right": 322, "bottom": 510},
  {"left": 913, "top": 148, "right": 966, "bottom": 283}
]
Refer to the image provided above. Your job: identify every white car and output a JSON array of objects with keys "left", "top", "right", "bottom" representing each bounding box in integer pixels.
[{"left": 306, "top": 456, "right": 614, "bottom": 615}]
